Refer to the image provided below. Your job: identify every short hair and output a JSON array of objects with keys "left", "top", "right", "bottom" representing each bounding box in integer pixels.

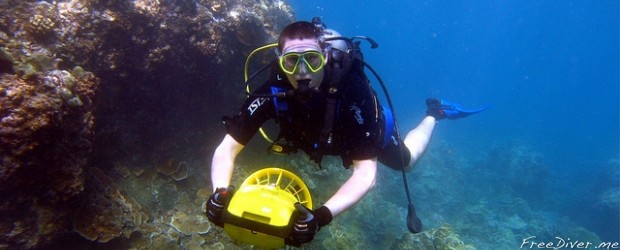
[{"left": 277, "top": 21, "right": 323, "bottom": 52}]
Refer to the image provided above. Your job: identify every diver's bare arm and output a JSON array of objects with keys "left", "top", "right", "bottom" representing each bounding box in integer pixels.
[
  {"left": 210, "top": 134, "right": 244, "bottom": 192},
  {"left": 403, "top": 116, "right": 436, "bottom": 166},
  {"left": 323, "top": 158, "right": 377, "bottom": 217}
]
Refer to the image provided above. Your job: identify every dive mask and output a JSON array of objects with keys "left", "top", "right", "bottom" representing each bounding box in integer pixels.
[{"left": 279, "top": 51, "right": 325, "bottom": 75}]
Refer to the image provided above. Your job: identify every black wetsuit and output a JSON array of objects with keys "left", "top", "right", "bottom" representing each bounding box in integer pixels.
[{"left": 223, "top": 61, "right": 410, "bottom": 169}]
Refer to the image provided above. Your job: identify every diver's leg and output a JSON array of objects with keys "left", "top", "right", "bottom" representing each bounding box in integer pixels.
[
  {"left": 403, "top": 116, "right": 436, "bottom": 168},
  {"left": 377, "top": 131, "right": 412, "bottom": 171}
]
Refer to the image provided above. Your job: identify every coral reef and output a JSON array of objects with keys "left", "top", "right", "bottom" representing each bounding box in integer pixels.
[
  {"left": 391, "top": 141, "right": 472, "bottom": 230},
  {"left": 169, "top": 211, "right": 211, "bottom": 235},
  {"left": 0, "top": 0, "right": 293, "bottom": 248},
  {"left": 597, "top": 187, "right": 620, "bottom": 209},
  {"left": 0, "top": 60, "right": 98, "bottom": 248},
  {"left": 594, "top": 158, "right": 620, "bottom": 211},
  {"left": 73, "top": 167, "right": 147, "bottom": 243},
  {"left": 451, "top": 184, "right": 603, "bottom": 248},
  {"left": 25, "top": 2, "right": 60, "bottom": 41},
  {"left": 476, "top": 142, "right": 551, "bottom": 205},
  {"left": 390, "top": 224, "right": 476, "bottom": 250},
  {"left": 156, "top": 160, "right": 190, "bottom": 181},
  {"left": 373, "top": 140, "right": 607, "bottom": 249},
  {"left": 1, "top": 0, "right": 295, "bottom": 166}
]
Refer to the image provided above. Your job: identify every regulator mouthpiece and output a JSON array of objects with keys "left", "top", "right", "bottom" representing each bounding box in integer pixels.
[{"left": 295, "top": 80, "right": 315, "bottom": 102}]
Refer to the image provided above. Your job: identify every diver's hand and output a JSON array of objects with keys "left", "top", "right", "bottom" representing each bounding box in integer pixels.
[
  {"left": 426, "top": 98, "right": 488, "bottom": 120},
  {"left": 288, "top": 203, "right": 319, "bottom": 246},
  {"left": 206, "top": 186, "right": 234, "bottom": 227},
  {"left": 287, "top": 204, "right": 332, "bottom": 246}
]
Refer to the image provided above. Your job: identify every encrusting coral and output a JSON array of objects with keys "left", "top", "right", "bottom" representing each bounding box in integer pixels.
[
  {"left": 390, "top": 224, "right": 476, "bottom": 250},
  {"left": 169, "top": 211, "right": 211, "bottom": 236},
  {"left": 73, "top": 168, "right": 147, "bottom": 243}
]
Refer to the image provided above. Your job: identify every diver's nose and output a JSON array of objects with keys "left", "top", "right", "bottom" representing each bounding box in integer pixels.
[{"left": 297, "top": 60, "right": 309, "bottom": 74}]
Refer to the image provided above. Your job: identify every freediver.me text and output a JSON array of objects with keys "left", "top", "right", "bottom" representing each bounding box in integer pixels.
[{"left": 520, "top": 236, "right": 619, "bottom": 250}]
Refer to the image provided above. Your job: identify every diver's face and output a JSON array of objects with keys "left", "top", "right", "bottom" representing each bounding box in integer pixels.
[{"left": 279, "top": 38, "right": 325, "bottom": 90}]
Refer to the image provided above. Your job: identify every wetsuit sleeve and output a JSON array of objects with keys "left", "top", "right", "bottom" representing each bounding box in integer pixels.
[{"left": 222, "top": 84, "right": 275, "bottom": 145}]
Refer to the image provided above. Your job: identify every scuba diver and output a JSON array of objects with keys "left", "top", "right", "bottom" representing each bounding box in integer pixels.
[{"left": 207, "top": 19, "right": 487, "bottom": 246}]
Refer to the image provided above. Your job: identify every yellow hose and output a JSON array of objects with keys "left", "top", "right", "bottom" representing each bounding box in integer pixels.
[{"left": 243, "top": 43, "right": 279, "bottom": 143}]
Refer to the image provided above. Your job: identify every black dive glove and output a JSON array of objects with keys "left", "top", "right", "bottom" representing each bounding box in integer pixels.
[
  {"left": 287, "top": 204, "right": 332, "bottom": 246},
  {"left": 206, "top": 186, "right": 234, "bottom": 227}
]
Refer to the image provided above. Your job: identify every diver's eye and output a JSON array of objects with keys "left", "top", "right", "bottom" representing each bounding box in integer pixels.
[
  {"left": 304, "top": 53, "right": 323, "bottom": 68},
  {"left": 283, "top": 54, "right": 300, "bottom": 69}
]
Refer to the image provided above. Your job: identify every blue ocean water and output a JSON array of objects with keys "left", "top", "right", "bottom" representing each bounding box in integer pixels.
[{"left": 290, "top": 0, "right": 619, "bottom": 244}]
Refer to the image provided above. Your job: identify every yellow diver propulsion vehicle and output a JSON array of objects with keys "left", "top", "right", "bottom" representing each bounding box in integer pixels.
[{"left": 222, "top": 168, "right": 312, "bottom": 248}]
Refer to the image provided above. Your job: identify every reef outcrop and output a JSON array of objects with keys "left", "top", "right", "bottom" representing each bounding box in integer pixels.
[
  {"left": 0, "top": 0, "right": 293, "bottom": 248},
  {"left": 0, "top": 65, "right": 98, "bottom": 248}
]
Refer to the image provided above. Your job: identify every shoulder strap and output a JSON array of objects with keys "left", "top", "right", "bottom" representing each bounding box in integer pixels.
[
  {"left": 319, "top": 46, "right": 363, "bottom": 141},
  {"left": 312, "top": 49, "right": 350, "bottom": 165}
]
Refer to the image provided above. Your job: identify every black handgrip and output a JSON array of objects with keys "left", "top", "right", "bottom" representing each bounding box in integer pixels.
[{"left": 294, "top": 203, "right": 314, "bottom": 223}]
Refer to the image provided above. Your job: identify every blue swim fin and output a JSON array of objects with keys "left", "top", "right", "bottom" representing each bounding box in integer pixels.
[{"left": 439, "top": 100, "right": 489, "bottom": 119}]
